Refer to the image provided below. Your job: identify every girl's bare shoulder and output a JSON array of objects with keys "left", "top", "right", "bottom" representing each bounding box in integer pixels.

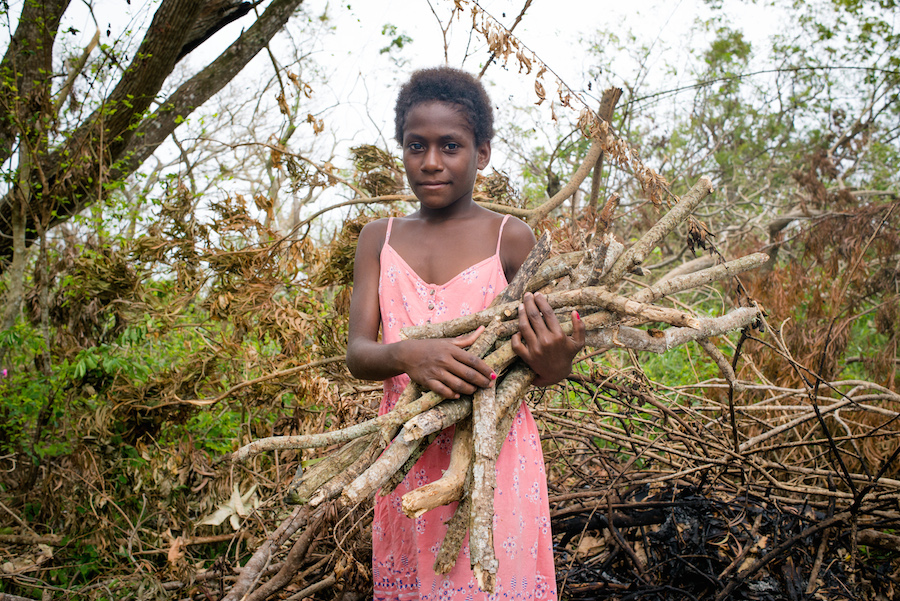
[
  {"left": 500, "top": 214, "right": 536, "bottom": 245},
  {"left": 356, "top": 217, "right": 392, "bottom": 253},
  {"left": 495, "top": 213, "right": 537, "bottom": 277}
]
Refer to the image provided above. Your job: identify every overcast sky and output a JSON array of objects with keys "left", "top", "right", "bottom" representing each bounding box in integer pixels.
[
  {"left": 2, "top": 0, "right": 776, "bottom": 146},
  {"left": 306, "top": 0, "right": 775, "bottom": 143},
  {"left": 2, "top": 0, "right": 780, "bottom": 205}
]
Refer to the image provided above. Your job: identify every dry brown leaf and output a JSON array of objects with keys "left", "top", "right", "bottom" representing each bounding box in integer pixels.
[
  {"left": 167, "top": 536, "right": 185, "bottom": 565},
  {"left": 575, "top": 534, "right": 605, "bottom": 557},
  {"left": 534, "top": 79, "right": 546, "bottom": 106}
]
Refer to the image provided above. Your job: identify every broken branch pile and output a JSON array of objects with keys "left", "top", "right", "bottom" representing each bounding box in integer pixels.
[{"left": 228, "top": 175, "right": 770, "bottom": 594}]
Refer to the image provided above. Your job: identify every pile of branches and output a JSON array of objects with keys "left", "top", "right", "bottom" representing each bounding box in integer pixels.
[
  {"left": 553, "top": 481, "right": 899, "bottom": 600},
  {"left": 540, "top": 366, "right": 900, "bottom": 600},
  {"left": 218, "top": 174, "right": 773, "bottom": 599}
]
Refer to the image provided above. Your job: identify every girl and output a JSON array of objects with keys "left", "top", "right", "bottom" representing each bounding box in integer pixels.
[{"left": 347, "top": 67, "right": 585, "bottom": 601}]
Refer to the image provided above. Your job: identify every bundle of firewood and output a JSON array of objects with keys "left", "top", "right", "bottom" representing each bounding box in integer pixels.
[{"left": 228, "top": 175, "right": 767, "bottom": 593}]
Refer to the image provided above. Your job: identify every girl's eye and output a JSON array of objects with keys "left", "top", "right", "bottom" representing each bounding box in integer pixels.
[
  {"left": 445, "top": 143, "right": 460, "bottom": 150},
  {"left": 407, "top": 142, "right": 424, "bottom": 152}
]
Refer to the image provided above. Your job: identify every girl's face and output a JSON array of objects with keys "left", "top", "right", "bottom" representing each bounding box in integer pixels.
[{"left": 401, "top": 101, "right": 490, "bottom": 213}]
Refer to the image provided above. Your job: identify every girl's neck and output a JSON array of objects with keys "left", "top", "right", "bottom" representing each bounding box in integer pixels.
[
  {"left": 415, "top": 197, "right": 481, "bottom": 222},
  {"left": 388, "top": 206, "right": 502, "bottom": 286}
]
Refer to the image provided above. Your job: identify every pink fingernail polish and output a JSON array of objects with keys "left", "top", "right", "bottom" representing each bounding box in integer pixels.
[
  {"left": 490, "top": 372, "right": 497, "bottom": 380},
  {"left": 575, "top": 311, "right": 581, "bottom": 320}
]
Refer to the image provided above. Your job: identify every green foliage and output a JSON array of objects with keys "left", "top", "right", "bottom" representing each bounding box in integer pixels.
[
  {"left": 2, "top": 0, "right": 899, "bottom": 596},
  {"left": 380, "top": 23, "right": 413, "bottom": 54},
  {"left": 639, "top": 342, "right": 721, "bottom": 388}
]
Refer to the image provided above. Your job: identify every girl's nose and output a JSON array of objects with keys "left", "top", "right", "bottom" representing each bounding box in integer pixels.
[{"left": 422, "top": 147, "right": 443, "bottom": 171}]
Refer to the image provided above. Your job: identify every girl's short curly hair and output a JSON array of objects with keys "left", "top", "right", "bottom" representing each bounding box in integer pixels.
[{"left": 394, "top": 66, "right": 494, "bottom": 146}]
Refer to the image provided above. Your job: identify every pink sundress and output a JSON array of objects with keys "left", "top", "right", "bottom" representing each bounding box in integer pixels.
[{"left": 372, "top": 216, "right": 557, "bottom": 601}]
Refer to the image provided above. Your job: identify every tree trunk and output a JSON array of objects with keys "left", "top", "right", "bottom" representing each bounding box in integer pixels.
[{"left": 0, "top": 0, "right": 307, "bottom": 270}]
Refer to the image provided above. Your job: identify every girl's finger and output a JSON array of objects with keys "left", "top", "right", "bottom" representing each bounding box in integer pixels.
[
  {"left": 447, "top": 354, "right": 494, "bottom": 388},
  {"left": 519, "top": 292, "right": 546, "bottom": 341},
  {"left": 516, "top": 303, "right": 537, "bottom": 348},
  {"left": 511, "top": 332, "right": 531, "bottom": 362},
  {"left": 571, "top": 310, "right": 586, "bottom": 347},
  {"left": 451, "top": 325, "right": 485, "bottom": 348},
  {"left": 532, "top": 293, "right": 561, "bottom": 331},
  {"left": 435, "top": 371, "right": 480, "bottom": 398},
  {"left": 426, "top": 377, "right": 461, "bottom": 399}
]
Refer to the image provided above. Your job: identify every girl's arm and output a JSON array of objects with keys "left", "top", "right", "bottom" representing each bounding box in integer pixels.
[
  {"left": 501, "top": 218, "right": 586, "bottom": 386},
  {"left": 346, "top": 220, "right": 496, "bottom": 399}
]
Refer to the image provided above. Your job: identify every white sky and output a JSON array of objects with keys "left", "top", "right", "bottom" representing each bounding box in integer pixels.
[
  {"left": 304, "top": 0, "right": 776, "bottom": 148},
  {"left": 1, "top": 0, "right": 780, "bottom": 212},
  {"left": 2, "top": 0, "right": 778, "bottom": 150}
]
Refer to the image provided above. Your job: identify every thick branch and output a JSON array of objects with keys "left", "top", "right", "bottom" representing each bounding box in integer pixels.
[
  {"left": 112, "top": 0, "right": 305, "bottom": 179},
  {"left": 0, "top": 0, "right": 71, "bottom": 166},
  {"left": 342, "top": 428, "right": 417, "bottom": 507},
  {"left": 588, "top": 89, "right": 623, "bottom": 209},
  {"left": 401, "top": 417, "right": 473, "bottom": 518},
  {"left": 583, "top": 307, "right": 760, "bottom": 353},
  {"left": 402, "top": 398, "right": 472, "bottom": 442},
  {"left": 0, "top": 0, "right": 306, "bottom": 265},
  {"left": 469, "top": 383, "right": 499, "bottom": 592},
  {"left": 636, "top": 253, "right": 768, "bottom": 303},
  {"left": 286, "top": 434, "right": 374, "bottom": 505},
  {"left": 308, "top": 436, "right": 384, "bottom": 506},
  {"left": 401, "top": 285, "right": 701, "bottom": 340},
  {"left": 90, "top": 0, "right": 205, "bottom": 155},
  {"left": 527, "top": 140, "right": 605, "bottom": 226},
  {"left": 601, "top": 176, "right": 714, "bottom": 284},
  {"left": 492, "top": 230, "right": 551, "bottom": 305}
]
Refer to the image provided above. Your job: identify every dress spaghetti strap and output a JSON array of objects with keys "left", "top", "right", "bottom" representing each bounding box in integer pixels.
[
  {"left": 384, "top": 216, "right": 394, "bottom": 245},
  {"left": 496, "top": 214, "right": 511, "bottom": 255}
]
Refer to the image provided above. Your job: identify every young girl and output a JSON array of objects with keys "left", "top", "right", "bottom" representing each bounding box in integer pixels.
[{"left": 347, "top": 67, "right": 585, "bottom": 601}]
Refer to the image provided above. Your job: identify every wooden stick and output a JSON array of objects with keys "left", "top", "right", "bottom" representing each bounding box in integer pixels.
[
  {"left": 434, "top": 476, "right": 473, "bottom": 574},
  {"left": 588, "top": 89, "right": 623, "bottom": 209},
  {"left": 402, "top": 417, "right": 473, "bottom": 519},
  {"left": 493, "top": 230, "right": 551, "bottom": 305},
  {"left": 527, "top": 140, "right": 605, "bottom": 226},
  {"left": 341, "top": 399, "right": 472, "bottom": 506},
  {"left": 402, "top": 398, "right": 472, "bottom": 442},
  {"left": 634, "top": 253, "right": 769, "bottom": 304},
  {"left": 582, "top": 308, "right": 760, "bottom": 354},
  {"left": 526, "top": 250, "right": 585, "bottom": 292},
  {"left": 308, "top": 436, "right": 384, "bottom": 507},
  {"left": 400, "top": 284, "right": 701, "bottom": 340},
  {"left": 381, "top": 434, "right": 434, "bottom": 495},
  {"left": 470, "top": 382, "right": 500, "bottom": 592},
  {"left": 600, "top": 176, "right": 714, "bottom": 285},
  {"left": 342, "top": 429, "right": 418, "bottom": 507},
  {"left": 286, "top": 434, "right": 374, "bottom": 505}
]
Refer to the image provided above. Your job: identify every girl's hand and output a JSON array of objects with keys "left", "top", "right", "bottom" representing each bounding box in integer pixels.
[
  {"left": 511, "top": 292, "right": 585, "bottom": 386},
  {"left": 396, "top": 326, "right": 496, "bottom": 399}
]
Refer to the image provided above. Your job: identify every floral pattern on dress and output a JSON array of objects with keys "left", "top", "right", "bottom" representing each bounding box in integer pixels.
[
  {"left": 387, "top": 264, "right": 400, "bottom": 283},
  {"left": 374, "top": 216, "right": 556, "bottom": 601},
  {"left": 434, "top": 299, "right": 447, "bottom": 318}
]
